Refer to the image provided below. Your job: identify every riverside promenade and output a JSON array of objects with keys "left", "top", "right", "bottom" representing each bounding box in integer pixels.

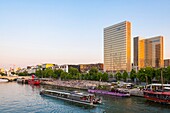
[
  {"left": 41, "top": 80, "right": 111, "bottom": 90},
  {"left": 41, "top": 79, "right": 144, "bottom": 97}
]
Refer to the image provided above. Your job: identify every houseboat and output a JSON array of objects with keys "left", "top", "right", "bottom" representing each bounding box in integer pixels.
[
  {"left": 88, "top": 88, "right": 130, "bottom": 97},
  {"left": 143, "top": 84, "right": 170, "bottom": 104},
  {"left": 40, "top": 90, "right": 101, "bottom": 106}
]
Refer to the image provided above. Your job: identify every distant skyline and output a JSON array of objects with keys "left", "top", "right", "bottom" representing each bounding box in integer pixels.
[{"left": 1, "top": 0, "right": 170, "bottom": 69}]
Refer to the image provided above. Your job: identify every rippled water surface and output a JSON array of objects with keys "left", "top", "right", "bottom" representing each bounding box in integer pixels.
[{"left": 0, "top": 82, "right": 170, "bottom": 113}]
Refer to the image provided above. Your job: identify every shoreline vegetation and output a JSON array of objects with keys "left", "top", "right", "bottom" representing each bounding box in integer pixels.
[
  {"left": 13, "top": 66, "right": 170, "bottom": 84},
  {"left": 1, "top": 66, "right": 170, "bottom": 97}
]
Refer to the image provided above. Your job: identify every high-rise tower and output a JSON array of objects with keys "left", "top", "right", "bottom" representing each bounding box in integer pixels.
[
  {"left": 104, "top": 21, "right": 131, "bottom": 72},
  {"left": 134, "top": 36, "right": 164, "bottom": 69}
]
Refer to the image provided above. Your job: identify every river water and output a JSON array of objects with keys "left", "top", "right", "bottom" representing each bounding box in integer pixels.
[{"left": 0, "top": 82, "right": 170, "bottom": 113}]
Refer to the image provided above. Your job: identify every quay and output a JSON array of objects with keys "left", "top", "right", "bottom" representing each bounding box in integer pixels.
[
  {"left": 0, "top": 75, "right": 144, "bottom": 97},
  {"left": 41, "top": 80, "right": 144, "bottom": 97}
]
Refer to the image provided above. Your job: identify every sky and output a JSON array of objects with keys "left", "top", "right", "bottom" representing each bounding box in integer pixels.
[{"left": 0, "top": 0, "right": 170, "bottom": 69}]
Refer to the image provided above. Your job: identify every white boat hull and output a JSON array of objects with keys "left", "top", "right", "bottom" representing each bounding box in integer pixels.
[{"left": 0, "top": 79, "right": 8, "bottom": 83}]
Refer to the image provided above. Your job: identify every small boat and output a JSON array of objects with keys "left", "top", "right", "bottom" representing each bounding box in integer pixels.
[
  {"left": 28, "top": 75, "right": 40, "bottom": 85},
  {"left": 40, "top": 90, "right": 101, "bottom": 106},
  {"left": 0, "top": 79, "right": 8, "bottom": 83},
  {"left": 28, "top": 78, "right": 40, "bottom": 85},
  {"left": 88, "top": 89, "right": 130, "bottom": 97},
  {"left": 143, "top": 84, "right": 170, "bottom": 104}
]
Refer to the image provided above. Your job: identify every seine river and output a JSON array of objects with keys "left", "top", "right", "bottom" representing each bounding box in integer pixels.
[{"left": 0, "top": 82, "right": 170, "bottom": 113}]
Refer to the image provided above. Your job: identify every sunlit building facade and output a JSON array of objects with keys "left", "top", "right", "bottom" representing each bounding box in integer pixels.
[
  {"left": 80, "top": 63, "right": 103, "bottom": 73},
  {"left": 164, "top": 59, "right": 170, "bottom": 68},
  {"left": 104, "top": 21, "right": 131, "bottom": 72},
  {"left": 134, "top": 36, "right": 164, "bottom": 69}
]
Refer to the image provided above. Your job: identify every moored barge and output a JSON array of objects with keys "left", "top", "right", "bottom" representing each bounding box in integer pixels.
[
  {"left": 144, "top": 84, "right": 170, "bottom": 104},
  {"left": 40, "top": 90, "right": 101, "bottom": 106}
]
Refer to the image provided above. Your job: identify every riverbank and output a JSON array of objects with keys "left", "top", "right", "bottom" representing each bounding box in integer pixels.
[
  {"left": 41, "top": 79, "right": 144, "bottom": 97},
  {"left": 41, "top": 79, "right": 111, "bottom": 90}
]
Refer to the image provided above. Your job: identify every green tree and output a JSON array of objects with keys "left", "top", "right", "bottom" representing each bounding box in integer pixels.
[
  {"left": 35, "top": 69, "right": 43, "bottom": 78},
  {"left": 44, "top": 68, "right": 54, "bottom": 78},
  {"left": 109, "top": 73, "right": 113, "bottom": 78},
  {"left": 60, "top": 72, "right": 68, "bottom": 80},
  {"left": 89, "top": 67, "right": 98, "bottom": 80},
  {"left": 155, "top": 68, "right": 161, "bottom": 82},
  {"left": 167, "top": 66, "right": 170, "bottom": 82},
  {"left": 18, "top": 72, "right": 25, "bottom": 76},
  {"left": 68, "top": 67, "right": 79, "bottom": 76},
  {"left": 0, "top": 72, "right": 6, "bottom": 76},
  {"left": 137, "top": 68, "right": 146, "bottom": 83},
  {"left": 11, "top": 72, "right": 15, "bottom": 75},
  {"left": 122, "top": 71, "right": 128, "bottom": 82},
  {"left": 85, "top": 73, "right": 90, "bottom": 80},
  {"left": 54, "top": 69, "right": 64, "bottom": 79},
  {"left": 163, "top": 66, "right": 170, "bottom": 83},
  {"left": 101, "top": 72, "right": 109, "bottom": 82},
  {"left": 97, "top": 72, "right": 103, "bottom": 81},
  {"left": 145, "top": 67, "right": 154, "bottom": 83},
  {"left": 114, "top": 71, "right": 122, "bottom": 81},
  {"left": 130, "top": 69, "right": 136, "bottom": 82}
]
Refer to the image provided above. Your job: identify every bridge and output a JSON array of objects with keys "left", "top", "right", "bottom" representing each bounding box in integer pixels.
[{"left": 0, "top": 76, "right": 31, "bottom": 81}]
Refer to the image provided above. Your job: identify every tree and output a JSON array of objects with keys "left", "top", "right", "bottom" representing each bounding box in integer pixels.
[
  {"left": 97, "top": 72, "right": 103, "bottom": 81},
  {"left": 89, "top": 67, "right": 98, "bottom": 80},
  {"left": 137, "top": 68, "right": 146, "bottom": 83},
  {"left": 163, "top": 66, "right": 170, "bottom": 83},
  {"left": 101, "top": 72, "right": 109, "bottom": 82},
  {"left": 0, "top": 72, "right": 6, "bottom": 76},
  {"left": 17, "top": 70, "right": 28, "bottom": 76},
  {"left": 144, "top": 67, "right": 154, "bottom": 83},
  {"left": 11, "top": 72, "right": 15, "bottom": 75},
  {"left": 60, "top": 72, "right": 68, "bottom": 80},
  {"left": 54, "top": 69, "right": 64, "bottom": 79},
  {"left": 122, "top": 71, "right": 128, "bottom": 82},
  {"left": 44, "top": 68, "right": 54, "bottom": 78},
  {"left": 155, "top": 68, "right": 161, "bottom": 82},
  {"left": 68, "top": 67, "right": 79, "bottom": 77},
  {"left": 109, "top": 73, "right": 113, "bottom": 78},
  {"left": 167, "top": 66, "right": 170, "bottom": 82},
  {"left": 130, "top": 69, "right": 136, "bottom": 82},
  {"left": 114, "top": 71, "right": 122, "bottom": 81},
  {"left": 35, "top": 69, "right": 43, "bottom": 78}
]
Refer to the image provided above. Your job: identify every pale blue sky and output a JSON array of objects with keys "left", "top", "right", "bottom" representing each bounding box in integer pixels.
[{"left": 0, "top": 0, "right": 170, "bottom": 69}]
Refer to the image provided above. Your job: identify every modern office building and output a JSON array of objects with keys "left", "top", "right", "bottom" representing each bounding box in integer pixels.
[
  {"left": 79, "top": 63, "right": 103, "bottom": 73},
  {"left": 134, "top": 36, "right": 164, "bottom": 69},
  {"left": 104, "top": 21, "right": 131, "bottom": 72},
  {"left": 164, "top": 59, "right": 170, "bottom": 68}
]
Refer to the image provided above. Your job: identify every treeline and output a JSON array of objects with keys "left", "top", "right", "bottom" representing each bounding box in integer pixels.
[
  {"left": 16, "top": 66, "right": 170, "bottom": 83},
  {"left": 35, "top": 67, "right": 109, "bottom": 82},
  {"left": 129, "top": 66, "right": 170, "bottom": 84}
]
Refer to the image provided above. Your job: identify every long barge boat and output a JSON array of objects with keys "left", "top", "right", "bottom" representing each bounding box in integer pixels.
[{"left": 40, "top": 90, "right": 101, "bottom": 106}]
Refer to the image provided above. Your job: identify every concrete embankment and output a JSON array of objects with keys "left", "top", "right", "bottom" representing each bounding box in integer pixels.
[
  {"left": 41, "top": 80, "right": 144, "bottom": 97},
  {"left": 41, "top": 80, "right": 110, "bottom": 90}
]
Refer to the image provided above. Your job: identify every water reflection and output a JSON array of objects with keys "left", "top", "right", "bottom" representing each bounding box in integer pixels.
[{"left": 1, "top": 82, "right": 170, "bottom": 113}]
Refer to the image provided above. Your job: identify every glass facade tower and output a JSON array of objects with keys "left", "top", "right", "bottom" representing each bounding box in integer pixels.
[{"left": 104, "top": 21, "right": 131, "bottom": 72}]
